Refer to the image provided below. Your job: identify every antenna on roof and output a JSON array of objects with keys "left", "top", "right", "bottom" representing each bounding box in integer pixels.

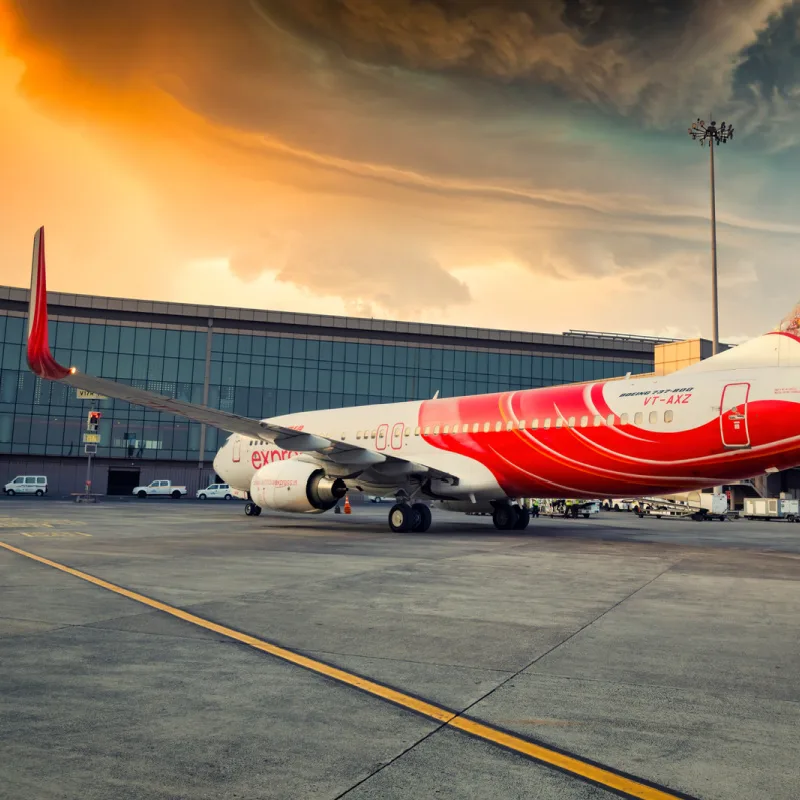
[{"left": 432, "top": 390, "right": 440, "bottom": 399}]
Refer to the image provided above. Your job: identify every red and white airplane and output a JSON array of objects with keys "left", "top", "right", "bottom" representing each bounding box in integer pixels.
[{"left": 26, "top": 227, "right": 800, "bottom": 532}]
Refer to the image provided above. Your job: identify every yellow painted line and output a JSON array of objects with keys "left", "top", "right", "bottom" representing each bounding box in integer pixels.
[{"left": 0, "top": 541, "right": 693, "bottom": 800}]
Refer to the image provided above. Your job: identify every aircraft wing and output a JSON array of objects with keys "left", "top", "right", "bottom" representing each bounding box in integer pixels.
[{"left": 26, "top": 227, "right": 458, "bottom": 483}]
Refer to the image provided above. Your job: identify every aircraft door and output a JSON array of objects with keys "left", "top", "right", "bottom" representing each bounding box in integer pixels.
[
  {"left": 720, "top": 383, "right": 750, "bottom": 449},
  {"left": 232, "top": 436, "right": 241, "bottom": 462}
]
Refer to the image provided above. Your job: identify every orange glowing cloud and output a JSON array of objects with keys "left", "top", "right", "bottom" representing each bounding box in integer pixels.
[{"left": 1, "top": 0, "right": 798, "bottom": 340}]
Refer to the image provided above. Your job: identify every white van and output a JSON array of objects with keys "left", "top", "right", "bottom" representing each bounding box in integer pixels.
[
  {"left": 4, "top": 476, "right": 48, "bottom": 496},
  {"left": 196, "top": 483, "right": 236, "bottom": 500}
]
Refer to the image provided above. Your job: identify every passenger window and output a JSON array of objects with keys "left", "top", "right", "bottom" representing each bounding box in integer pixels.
[
  {"left": 580, "top": 416, "right": 588, "bottom": 428},
  {"left": 414, "top": 427, "right": 421, "bottom": 436},
  {"left": 495, "top": 421, "right": 503, "bottom": 432},
  {"left": 531, "top": 419, "right": 539, "bottom": 429},
  {"left": 543, "top": 418, "right": 551, "bottom": 429},
  {"left": 518, "top": 420, "right": 526, "bottom": 429},
  {"left": 443, "top": 425, "right": 449, "bottom": 434},
  {"left": 607, "top": 414, "right": 615, "bottom": 426},
  {"left": 25, "top": 477, "right": 36, "bottom": 484},
  {"left": 634, "top": 412, "right": 643, "bottom": 425},
  {"left": 473, "top": 423, "right": 480, "bottom": 433},
  {"left": 555, "top": 418, "right": 564, "bottom": 428},
  {"left": 13, "top": 477, "right": 23, "bottom": 484},
  {"left": 371, "top": 430, "right": 376, "bottom": 439},
  {"left": 405, "top": 427, "right": 411, "bottom": 437},
  {"left": 620, "top": 413, "right": 629, "bottom": 425},
  {"left": 568, "top": 417, "right": 576, "bottom": 428},
  {"left": 37, "top": 477, "right": 46, "bottom": 484},
  {"left": 483, "top": 422, "right": 491, "bottom": 433},
  {"left": 433, "top": 425, "right": 440, "bottom": 435},
  {"left": 506, "top": 420, "right": 514, "bottom": 431},
  {"left": 356, "top": 431, "right": 361, "bottom": 439},
  {"left": 594, "top": 415, "right": 603, "bottom": 426},
  {"left": 664, "top": 410, "right": 673, "bottom": 423},
  {"left": 648, "top": 411, "right": 657, "bottom": 424},
  {"left": 424, "top": 426, "right": 431, "bottom": 435}
]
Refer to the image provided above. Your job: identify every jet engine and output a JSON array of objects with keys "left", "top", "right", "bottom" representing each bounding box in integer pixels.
[{"left": 250, "top": 459, "right": 347, "bottom": 513}]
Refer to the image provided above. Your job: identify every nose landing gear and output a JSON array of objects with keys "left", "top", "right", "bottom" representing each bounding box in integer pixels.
[{"left": 244, "top": 501, "right": 262, "bottom": 516}]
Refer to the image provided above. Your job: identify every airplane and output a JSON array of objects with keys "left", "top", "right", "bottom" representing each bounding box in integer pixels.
[{"left": 25, "top": 226, "right": 800, "bottom": 532}]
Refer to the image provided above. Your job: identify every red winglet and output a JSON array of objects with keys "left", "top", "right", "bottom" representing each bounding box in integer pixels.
[{"left": 27, "top": 227, "right": 70, "bottom": 380}]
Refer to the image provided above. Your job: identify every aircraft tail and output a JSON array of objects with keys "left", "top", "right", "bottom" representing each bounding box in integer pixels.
[{"left": 27, "top": 227, "right": 72, "bottom": 380}]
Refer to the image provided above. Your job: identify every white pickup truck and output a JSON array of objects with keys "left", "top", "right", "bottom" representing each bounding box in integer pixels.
[{"left": 133, "top": 480, "right": 187, "bottom": 499}]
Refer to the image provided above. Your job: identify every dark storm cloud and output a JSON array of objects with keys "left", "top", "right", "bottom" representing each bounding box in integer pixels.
[
  {"left": 735, "top": 2, "right": 800, "bottom": 97},
  {"left": 11, "top": 0, "right": 795, "bottom": 136}
]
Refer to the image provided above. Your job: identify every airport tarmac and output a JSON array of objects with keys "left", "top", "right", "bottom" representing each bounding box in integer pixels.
[{"left": 1, "top": 498, "right": 799, "bottom": 800}]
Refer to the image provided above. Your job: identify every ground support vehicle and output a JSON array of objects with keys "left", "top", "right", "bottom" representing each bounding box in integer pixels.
[
  {"left": 636, "top": 493, "right": 730, "bottom": 521},
  {"left": 743, "top": 497, "right": 800, "bottom": 521}
]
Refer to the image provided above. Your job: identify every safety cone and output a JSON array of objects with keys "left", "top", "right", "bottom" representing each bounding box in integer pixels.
[{"left": 343, "top": 495, "right": 352, "bottom": 514}]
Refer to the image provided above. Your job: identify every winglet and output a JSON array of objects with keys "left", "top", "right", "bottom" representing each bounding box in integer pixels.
[{"left": 27, "top": 227, "right": 71, "bottom": 380}]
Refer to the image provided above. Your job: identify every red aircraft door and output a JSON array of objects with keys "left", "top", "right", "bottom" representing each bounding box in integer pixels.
[
  {"left": 720, "top": 383, "right": 750, "bottom": 449},
  {"left": 232, "top": 436, "right": 241, "bottom": 462}
]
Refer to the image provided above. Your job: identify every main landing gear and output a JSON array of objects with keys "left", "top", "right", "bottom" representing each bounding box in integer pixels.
[
  {"left": 244, "top": 501, "right": 262, "bottom": 516},
  {"left": 388, "top": 501, "right": 432, "bottom": 533},
  {"left": 492, "top": 502, "right": 530, "bottom": 531}
]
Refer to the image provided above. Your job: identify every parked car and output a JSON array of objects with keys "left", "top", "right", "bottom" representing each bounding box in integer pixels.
[
  {"left": 133, "top": 480, "right": 187, "bottom": 499},
  {"left": 4, "top": 475, "right": 48, "bottom": 496},
  {"left": 196, "top": 483, "right": 237, "bottom": 500}
]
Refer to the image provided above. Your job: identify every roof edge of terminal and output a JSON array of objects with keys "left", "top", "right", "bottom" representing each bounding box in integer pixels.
[{"left": 0, "top": 283, "right": 660, "bottom": 353}]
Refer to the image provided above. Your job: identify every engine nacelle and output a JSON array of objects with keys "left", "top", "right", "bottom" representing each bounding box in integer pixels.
[{"left": 250, "top": 459, "right": 346, "bottom": 513}]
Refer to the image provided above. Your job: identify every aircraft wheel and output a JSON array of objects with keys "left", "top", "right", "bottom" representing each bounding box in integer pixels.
[
  {"left": 492, "top": 504, "right": 516, "bottom": 530},
  {"left": 389, "top": 503, "right": 413, "bottom": 533},
  {"left": 513, "top": 507, "right": 530, "bottom": 530},
  {"left": 245, "top": 501, "right": 257, "bottom": 516},
  {"left": 411, "top": 503, "right": 432, "bottom": 533}
]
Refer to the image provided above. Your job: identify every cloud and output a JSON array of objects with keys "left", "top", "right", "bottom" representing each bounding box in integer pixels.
[
  {"left": 257, "top": 0, "right": 792, "bottom": 124},
  {"left": 2, "top": 0, "right": 800, "bottom": 342},
  {"left": 277, "top": 225, "right": 471, "bottom": 314}
]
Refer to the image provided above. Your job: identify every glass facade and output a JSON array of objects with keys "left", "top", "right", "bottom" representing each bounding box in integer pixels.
[{"left": 0, "top": 301, "right": 654, "bottom": 464}]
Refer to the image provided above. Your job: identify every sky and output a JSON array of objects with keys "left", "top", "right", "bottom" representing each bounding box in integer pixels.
[{"left": 2, "top": 1, "right": 800, "bottom": 342}]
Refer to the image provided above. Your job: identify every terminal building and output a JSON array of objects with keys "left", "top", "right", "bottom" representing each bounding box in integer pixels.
[{"left": 0, "top": 284, "right": 663, "bottom": 496}]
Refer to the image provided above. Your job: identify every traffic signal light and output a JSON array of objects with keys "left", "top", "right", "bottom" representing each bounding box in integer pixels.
[{"left": 87, "top": 411, "right": 101, "bottom": 433}]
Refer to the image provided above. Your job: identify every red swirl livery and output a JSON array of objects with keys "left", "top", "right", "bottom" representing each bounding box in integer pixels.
[{"left": 24, "top": 225, "right": 800, "bottom": 532}]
